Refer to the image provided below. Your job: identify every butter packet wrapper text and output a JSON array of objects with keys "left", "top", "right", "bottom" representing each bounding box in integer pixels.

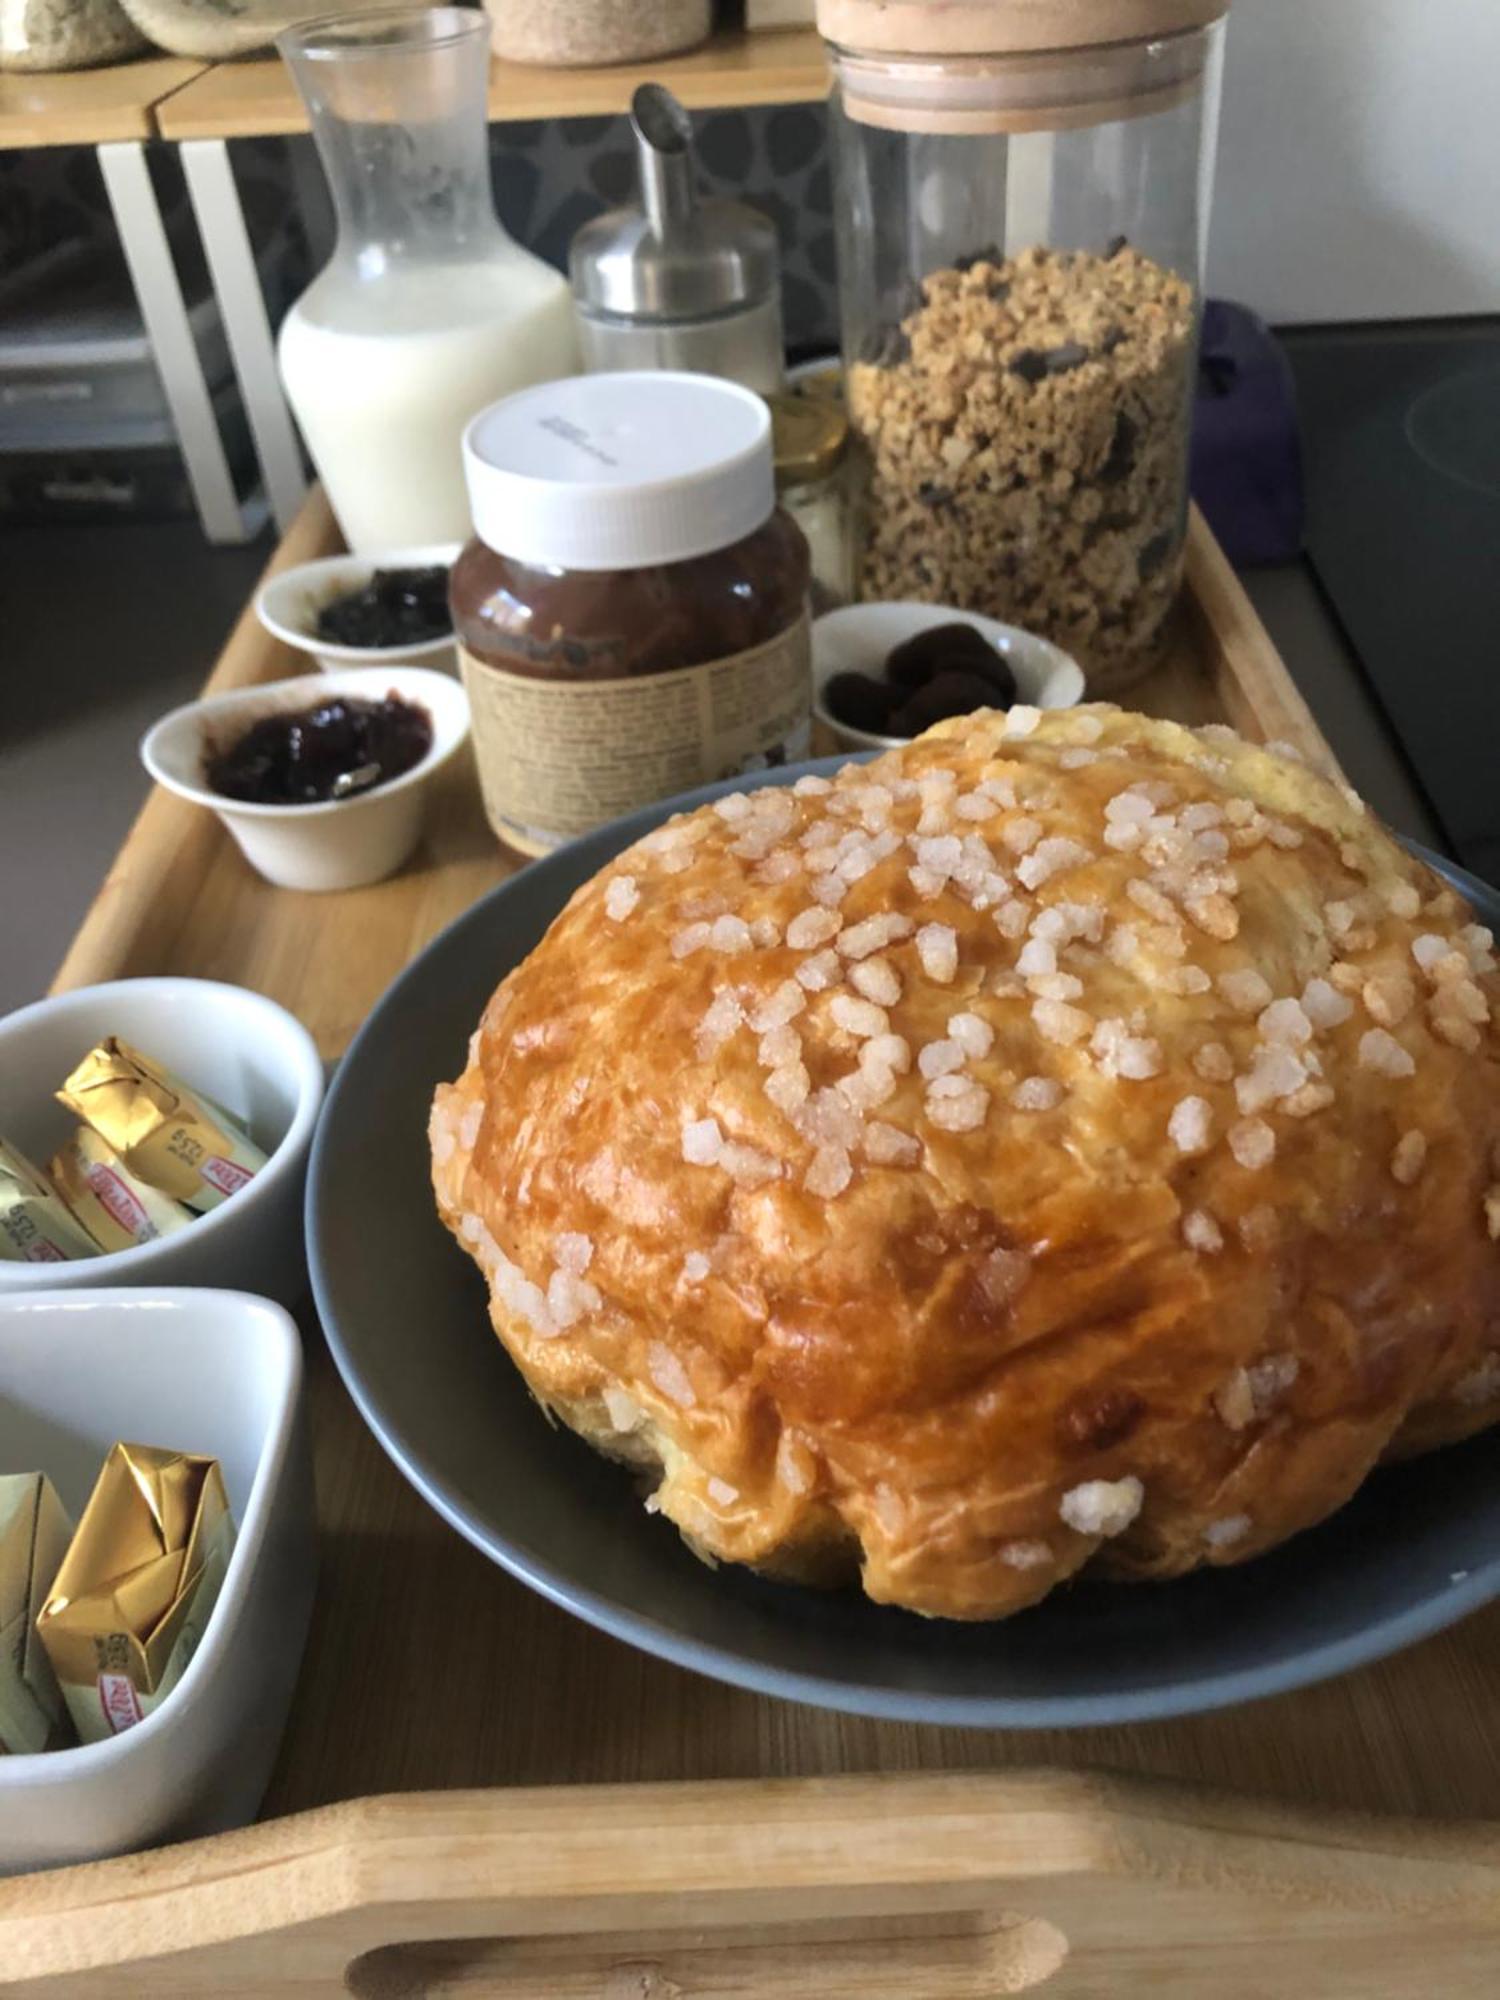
[
  {"left": 58, "top": 1039, "right": 267, "bottom": 1214},
  {"left": 0, "top": 1137, "right": 99, "bottom": 1264},
  {"left": 0, "top": 1473, "right": 75, "bottom": 1755},
  {"left": 36, "top": 1445, "right": 235, "bottom": 1744},
  {"left": 49, "top": 1126, "right": 195, "bottom": 1254}
]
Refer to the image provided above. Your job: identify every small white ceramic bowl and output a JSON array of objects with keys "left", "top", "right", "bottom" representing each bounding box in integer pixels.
[
  {"left": 813, "top": 602, "right": 1085, "bottom": 754},
  {"left": 0, "top": 1288, "right": 314, "bottom": 1874},
  {"left": 256, "top": 544, "right": 461, "bottom": 675},
  {"left": 0, "top": 978, "right": 323, "bottom": 1305},
  {"left": 141, "top": 666, "right": 471, "bottom": 892}
]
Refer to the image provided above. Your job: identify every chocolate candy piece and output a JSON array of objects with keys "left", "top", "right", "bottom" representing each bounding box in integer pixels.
[
  {"left": 1099, "top": 410, "right": 1137, "bottom": 486},
  {"left": 48, "top": 1127, "right": 194, "bottom": 1254},
  {"left": 0, "top": 1473, "right": 75, "bottom": 1751},
  {"left": 825, "top": 672, "right": 903, "bottom": 736},
  {"left": 886, "top": 620, "right": 997, "bottom": 686},
  {"left": 890, "top": 669, "right": 1008, "bottom": 736},
  {"left": 0, "top": 1138, "right": 99, "bottom": 1264},
  {"left": 36, "top": 1446, "right": 235, "bottom": 1747},
  {"left": 885, "top": 623, "right": 1018, "bottom": 706},
  {"left": 58, "top": 1039, "right": 268, "bottom": 1216},
  {"left": 1044, "top": 342, "right": 1090, "bottom": 376},
  {"left": 1138, "top": 531, "right": 1173, "bottom": 579}
]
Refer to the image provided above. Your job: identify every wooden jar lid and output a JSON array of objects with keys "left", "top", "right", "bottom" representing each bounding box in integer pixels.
[
  {"left": 820, "top": 0, "right": 1225, "bottom": 133},
  {"left": 817, "top": 0, "right": 1229, "bottom": 57}
]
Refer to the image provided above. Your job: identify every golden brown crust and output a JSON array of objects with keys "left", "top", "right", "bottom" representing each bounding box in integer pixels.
[{"left": 431, "top": 706, "right": 1500, "bottom": 1620}]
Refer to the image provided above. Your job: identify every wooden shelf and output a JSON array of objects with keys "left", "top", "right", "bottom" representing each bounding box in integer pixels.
[
  {"left": 0, "top": 27, "right": 826, "bottom": 151},
  {"left": 155, "top": 25, "right": 830, "bottom": 142},
  {"left": 0, "top": 54, "right": 204, "bottom": 151}
]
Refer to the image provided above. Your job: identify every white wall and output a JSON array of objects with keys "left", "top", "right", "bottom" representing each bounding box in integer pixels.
[{"left": 1208, "top": 0, "right": 1500, "bottom": 322}]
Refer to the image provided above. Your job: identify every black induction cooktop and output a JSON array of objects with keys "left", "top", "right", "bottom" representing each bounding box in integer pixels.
[{"left": 1284, "top": 321, "right": 1500, "bottom": 882}]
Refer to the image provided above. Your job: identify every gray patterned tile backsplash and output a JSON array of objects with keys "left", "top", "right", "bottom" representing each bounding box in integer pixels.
[{"left": 0, "top": 102, "right": 840, "bottom": 357}]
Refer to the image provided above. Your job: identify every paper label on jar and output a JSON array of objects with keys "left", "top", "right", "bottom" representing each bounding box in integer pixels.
[{"left": 460, "top": 615, "right": 812, "bottom": 857}]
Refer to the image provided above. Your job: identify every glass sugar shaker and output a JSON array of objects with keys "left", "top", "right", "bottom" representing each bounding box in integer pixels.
[{"left": 569, "top": 84, "right": 785, "bottom": 395}]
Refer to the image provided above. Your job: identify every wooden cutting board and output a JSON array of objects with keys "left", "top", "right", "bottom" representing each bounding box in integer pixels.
[{"left": 5, "top": 492, "right": 1496, "bottom": 1995}]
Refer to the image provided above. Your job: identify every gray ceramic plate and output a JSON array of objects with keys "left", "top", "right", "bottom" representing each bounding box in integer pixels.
[{"left": 307, "top": 760, "right": 1500, "bottom": 1726}]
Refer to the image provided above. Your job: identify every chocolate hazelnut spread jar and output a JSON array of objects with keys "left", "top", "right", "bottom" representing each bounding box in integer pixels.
[{"left": 453, "top": 372, "right": 811, "bottom": 857}]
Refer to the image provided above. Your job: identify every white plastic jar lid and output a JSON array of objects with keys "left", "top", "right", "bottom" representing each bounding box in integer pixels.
[{"left": 462, "top": 371, "right": 775, "bottom": 572}]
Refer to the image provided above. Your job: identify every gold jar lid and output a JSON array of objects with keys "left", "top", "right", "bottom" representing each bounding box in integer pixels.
[{"left": 769, "top": 391, "right": 850, "bottom": 488}]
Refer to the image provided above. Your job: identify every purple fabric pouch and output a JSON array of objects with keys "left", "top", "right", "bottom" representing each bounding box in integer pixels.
[{"left": 1190, "top": 299, "right": 1305, "bottom": 566}]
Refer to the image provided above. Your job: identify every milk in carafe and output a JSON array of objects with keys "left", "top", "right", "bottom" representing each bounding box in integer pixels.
[
  {"left": 276, "top": 7, "right": 578, "bottom": 553},
  {"left": 279, "top": 259, "right": 576, "bottom": 550}
]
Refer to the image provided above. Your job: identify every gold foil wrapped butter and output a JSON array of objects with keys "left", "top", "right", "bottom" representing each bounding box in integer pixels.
[
  {"left": 58, "top": 1039, "right": 267, "bottom": 1215},
  {"left": 0, "top": 1138, "right": 99, "bottom": 1264},
  {"left": 48, "top": 1126, "right": 195, "bottom": 1254},
  {"left": 36, "top": 1445, "right": 235, "bottom": 1744},
  {"left": 0, "top": 1474, "right": 75, "bottom": 1755}
]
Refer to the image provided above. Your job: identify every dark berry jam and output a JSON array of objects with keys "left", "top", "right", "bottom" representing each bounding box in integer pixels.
[
  {"left": 316, "top": 566, "right": 451, "bottom": 650},
  {"left": 206, "top": 694, "right": 432, "bottom": 806}
]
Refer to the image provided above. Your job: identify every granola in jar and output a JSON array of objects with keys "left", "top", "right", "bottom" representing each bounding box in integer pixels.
[{"left": 847, "top": 243, "right": 1197, "bottom": 695}]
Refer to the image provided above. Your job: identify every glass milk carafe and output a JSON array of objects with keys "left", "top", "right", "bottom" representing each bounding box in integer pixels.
[{"left": 276, "top": 6, "right": 578, "bottom": 552}]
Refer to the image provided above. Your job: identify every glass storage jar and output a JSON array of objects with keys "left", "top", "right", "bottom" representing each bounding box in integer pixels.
[{"left": 819, "top": 0, "right": 1229, "bottom": 693}]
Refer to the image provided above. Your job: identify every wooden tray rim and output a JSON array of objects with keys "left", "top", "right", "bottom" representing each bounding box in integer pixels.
[{"left": 16, "top": 498, "right": 1500, "bottom": 1986}]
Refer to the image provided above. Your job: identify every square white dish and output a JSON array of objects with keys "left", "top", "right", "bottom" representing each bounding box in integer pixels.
[{"left": 0, "top": 1288, "right": 314, "bottom": 1874}]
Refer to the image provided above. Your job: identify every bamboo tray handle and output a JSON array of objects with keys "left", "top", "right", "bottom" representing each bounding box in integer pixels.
[{"left": 5, "top": 1772, "right": 1499, "bottom": 1996}]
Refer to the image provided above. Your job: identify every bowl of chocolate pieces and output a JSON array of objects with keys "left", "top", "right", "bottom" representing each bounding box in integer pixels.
[{"left": 813, "top": 602, "right": 1084, "bottom": 753}]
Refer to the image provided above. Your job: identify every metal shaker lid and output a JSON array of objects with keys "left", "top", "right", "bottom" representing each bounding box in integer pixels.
[{"left": 569, "top": 84, "right": 780, "bottom": 324}]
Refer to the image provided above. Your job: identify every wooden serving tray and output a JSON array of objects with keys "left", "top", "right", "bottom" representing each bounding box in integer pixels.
[{"left": 7, "top": 494, "right": 1499, "bottom": 1994}]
